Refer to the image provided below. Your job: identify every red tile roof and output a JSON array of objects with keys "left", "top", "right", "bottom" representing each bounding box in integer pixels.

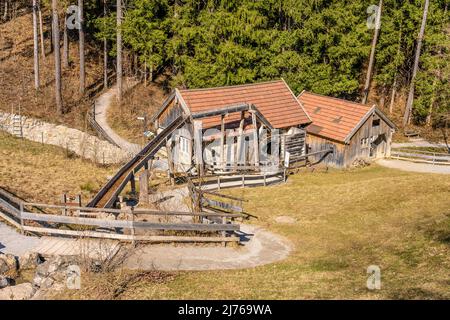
[
  {"left": 178, "top": 80, "right": 311, "bottom": 129},
  {"left": 297, "top": 91, "right": 373, "bottom": 143}
]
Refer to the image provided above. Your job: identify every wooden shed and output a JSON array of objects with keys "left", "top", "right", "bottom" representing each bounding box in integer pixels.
[
  {"left": 152, "top": 80, "right": 312, "bottom": 173},
  {"left": 297, "top": 91, "right": 396, "bottom": 168}
]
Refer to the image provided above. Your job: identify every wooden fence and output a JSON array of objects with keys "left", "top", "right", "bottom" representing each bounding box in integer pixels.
[
  {"left": 390, "top": 148, "right": 450, "bottom": 165},
  {"left": 0, "top": 188, "right": 242, "bottom": 243}
]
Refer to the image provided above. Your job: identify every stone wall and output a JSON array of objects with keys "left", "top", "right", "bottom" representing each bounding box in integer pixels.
[{"left": 0, "top": 112, "right": 131, "bottom": 164}]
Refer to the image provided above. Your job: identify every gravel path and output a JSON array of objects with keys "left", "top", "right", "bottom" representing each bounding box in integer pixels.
[
  {"left": 124, "top": 224, "right": 292, "bottom": 271},
  {"left": 93, "top": 85, "right": 142, "bottom": 155},
  {"left": 0, "top": 223, "right": 40, "bottom": 256},
  {"left": 93, "top": 84, "right": 168, "bottom": 170},
  {"left": 377, "top": 159, "right": 450, "bottom": 174}
]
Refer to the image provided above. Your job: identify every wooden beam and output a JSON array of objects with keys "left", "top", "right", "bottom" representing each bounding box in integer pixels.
[
  {"left": 251, "top": 112, "right": 260, "bottom": 166},
  {"left": 220, "top": 114, "right": 225, "bottom": 168},
  {"left": 193, "top": 120, "right": 204, "bottom": 175},
  {"left": 236, "top": 111, "right": 245, "bottom": 165}
]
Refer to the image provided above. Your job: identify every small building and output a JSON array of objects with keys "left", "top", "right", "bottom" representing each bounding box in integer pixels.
[
  {"left": 152, "top": 80, "right": 312, "bottom": 173},
  {"left": 298, "top": 91, "right": 396, "bottom": 167}
]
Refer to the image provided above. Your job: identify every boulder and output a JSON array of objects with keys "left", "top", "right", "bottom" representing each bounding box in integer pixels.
[
  {"left": 0, "top": 253, "right": 18, "bottom": 276},
  {"left": 0, "top": 275, "right": 15, "bottom": 289},
  {"left": 18, "top": 252, "right": 44, "bottom": 270},
  {"left": 0, "top": 283, "right": 34, "bottom": 300}
]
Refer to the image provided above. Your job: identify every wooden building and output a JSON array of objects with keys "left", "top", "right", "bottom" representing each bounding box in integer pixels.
[
  {"left": 297, "top": 91, "right": 396, "bottom": 168},
  {"left": 152, "top": 80, "right": 312, "bottom": 174}
]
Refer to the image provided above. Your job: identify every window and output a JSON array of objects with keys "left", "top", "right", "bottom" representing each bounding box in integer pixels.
[{"left": 372, "top": 119, "right": 380, "bottom": 127}]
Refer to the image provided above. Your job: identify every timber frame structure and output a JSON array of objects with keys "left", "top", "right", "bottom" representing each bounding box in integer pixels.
[{"left": 151, "top": 80, "right": 313, "bottom": 176}]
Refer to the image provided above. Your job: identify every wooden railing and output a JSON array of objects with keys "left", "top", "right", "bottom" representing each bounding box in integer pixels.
[
  {"left": 87, "top": 102, "right": 121, "bottom": 148},
  {"left": 0, "top": 188, "right": 242, "bottom": 243},
  {"left": 390, "top": 148, "right": 450, "bottom": 165}
]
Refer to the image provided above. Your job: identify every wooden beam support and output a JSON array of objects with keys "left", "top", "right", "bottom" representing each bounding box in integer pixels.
[
  {"left": 251, "top": 112, "right": 260, "bottom": 167},
  {"left": 236, "top": 111, "right": 245, "bottom": 166},
  {"left": 220, "top": 114, "right": 225, "bottom": 168}
]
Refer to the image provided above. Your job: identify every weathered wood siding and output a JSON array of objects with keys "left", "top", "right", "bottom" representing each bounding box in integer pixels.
[
  {"left": 345, "top": 113, "right": 393, "bottom": 165},
  {"left": 158, "top": 98, "right": 184, "bottom": 129},
  {"left": 306, "top": 134, "right": 345, "bottom": 167}
]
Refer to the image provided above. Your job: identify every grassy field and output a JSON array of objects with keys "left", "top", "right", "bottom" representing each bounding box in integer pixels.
[
  {"left": 1, "top": 131, "right": 449, "bottom": 299},
  {"left": 56, "top": 165, "right": 450, "bottom": 300},
  {"left": 0, "top": 132, "right": 119, "bottom": 203}
]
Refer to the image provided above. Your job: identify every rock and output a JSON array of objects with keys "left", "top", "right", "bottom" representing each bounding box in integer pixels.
[
  {"left": 0, "top": 283, "right": 34, "bottom": 300},
  {"left": 39, "top": 277, "right": 55, "bottom": 290},
  {"left": 18, "top": 252, "right": 44, "bottom": 270},
  {"left": 0, "top": 275, "right": 15, "bottom": 289},
  {"left": 274, "top": 216, "right": 297, "bottom": 224},
  {"left": 0, "top": 253, "right": 18, "bottom": 275}
]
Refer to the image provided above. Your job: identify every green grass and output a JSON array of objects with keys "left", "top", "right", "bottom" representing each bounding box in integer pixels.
[{"left": 59, "top": 165, "right": 450, "bottom": 300}]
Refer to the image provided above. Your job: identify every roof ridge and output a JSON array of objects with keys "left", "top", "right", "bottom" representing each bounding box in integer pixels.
[
  {"left": 299, "top": 91, "right": 371, "bottom": 109},
  {"left": 178, "top": 79, "right": 284, "bottom": 92}
]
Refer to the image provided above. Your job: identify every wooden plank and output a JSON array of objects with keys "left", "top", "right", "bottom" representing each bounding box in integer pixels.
[
  {"left": 0, "top": 210, "right": 22, "bottom": 229},
  {"left": 133, "top": 235, "right": 240, "bottom": 243},
  {"left": 133, "top": 221, "right": 240, "bottom": 232},
  {"left": 23, "top": 226, "right": 133, "bottom": 240},
  {"left": 21, "top": 211, "right": 132, "bottom": 228}
]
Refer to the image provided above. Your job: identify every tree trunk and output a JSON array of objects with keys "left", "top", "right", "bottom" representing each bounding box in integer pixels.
[
  {"left": 38, "top": 3, "right": 45, "bottom": 60},
  {"left": 362, "top": 0, "right": 383, "bottom": 104},
  {"left": 32, "top": 0, "right": 40, "bottom": 89},
  {"left": 116, "top": 0, "right": 123, "bottom": 103},
  {"left": 78, "top": 0, "right": 85, "bottom": 94},
  {"left": 3, "top": 1, "right": 7, "bottom": 21},
  {"left": 389, "top": 77, "right": 397, "bottom": 114},
  {"left": 403, "top": 0, "right": 430, "bottom": 126},
  {"left": 52, "top": 0, "right": 63, "bottom": 114},
  {"left": 144, "top": 60, "right": 147, "bottom": 87},
  {"left": 62, "top": 13, "right": 69, "bottom": 68},
  {"left": 103, "top": 0, "right": 108, "bottom": 90}
]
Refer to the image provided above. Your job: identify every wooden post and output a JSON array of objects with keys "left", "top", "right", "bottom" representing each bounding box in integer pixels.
[
  {"left": 61, "top": 193, "right": 67, "bottom": 216},
  {"left": 251, "top": 112, "right": 259, "bottom": 167},
  {"left": 236, "top": 111, "right": 245, "bottom": 166},
  {"left": 220, "top": 114, "right": 225, "bottom": 169},
  {"left": 241, "top": 175, "right": 245, "bottom": 188},
  {"left": 193, "top": 120, "right": 204, "bottom": 176},
  {"left": 217, "top": 176, "right": 221, "bottom": 191},
  {"left": 130, "top": 173, "right": 136, "bottom": 195},
  {"left": 19, "top": 202, "right": 24, "bottom": 234},
  {"left": 166, "top": 139, "right": 175, "bottom": 185},
  {"left": 130, "top": 206, "right": 135, "bottom": 247},
  {"left": 139, "top": 170, "right": 149, "bottom": 203}
]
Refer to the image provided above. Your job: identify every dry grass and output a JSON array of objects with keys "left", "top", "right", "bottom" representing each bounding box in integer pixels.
[
  {"left": 56, "top": 165, "right": 450, "bottom": 300},
  {"left": 0, "top": 131, "right": 119, "bottom": 203},
  {"left": 107, "top": 77, "right": 168, "bottom": 145}
]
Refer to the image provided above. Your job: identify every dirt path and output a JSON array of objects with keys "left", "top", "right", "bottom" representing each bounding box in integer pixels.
[
  {"left": 93, "top": 85, "right": 142, "bottom": 155},
  {"left": 0, "top": 223, "right": 41, "bottom": 256},
  {"left": 124, "top": 224, "right": 292, "bottom": 271},
  {"left": 377, "top": 159, "right": 450, "bottom": 174},
  {"left": 392, "top": 140, "right": 448, "bottom": 149},
  {"left": 93, "top": 83, "right": 168, "bottom": 170}
]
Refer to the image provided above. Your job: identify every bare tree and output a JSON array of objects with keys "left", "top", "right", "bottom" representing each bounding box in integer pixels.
[
  {"left": 403, "top": 0, "right": 430, "bottom": 126},
  {"left": 116, "top": 0, "right": 123, "bottom": 103},
  {"left": 103, "top": 0, "right": 108, "bottom": 89},
  {"left": 52, "top": 0, "right": 63, "bottom": 114},
  {"left": 78, "top": 0, "right": 85, "bottom": 94},
  {"left": 62, "top": 12, "right": 69, "bottom": 68},
  {"left": 362, "top": 0, "right": 383, "bottom": 104},
  {"left": 38, "top": 1, "right": 46, "bottom": 60},
  {"left": 32, "top": 0, "right": 40, "bottom": 89}
]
